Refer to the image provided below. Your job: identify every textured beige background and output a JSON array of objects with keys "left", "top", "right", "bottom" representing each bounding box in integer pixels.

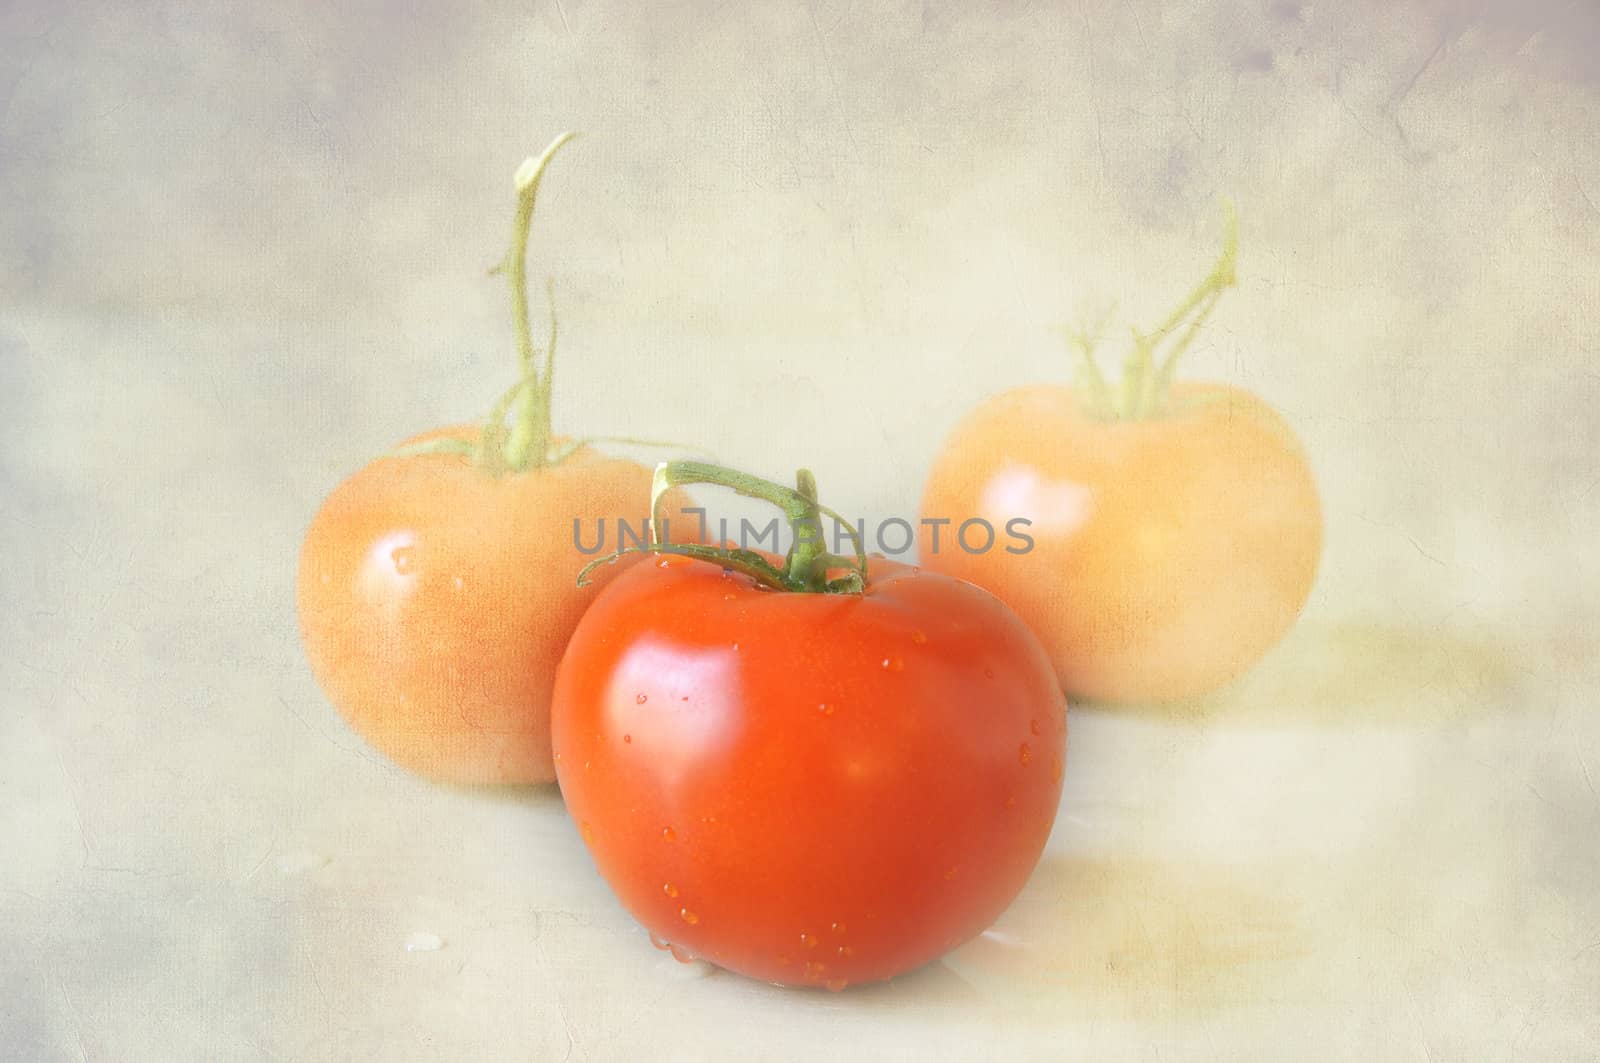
[{"left": 3, "top": 1, "right": 1598, "bottom": 1060}]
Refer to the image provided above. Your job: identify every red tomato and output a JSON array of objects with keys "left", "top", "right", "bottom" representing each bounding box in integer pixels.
[{"left": 552, "top": 546, "right": 1066, "bottom": 990}]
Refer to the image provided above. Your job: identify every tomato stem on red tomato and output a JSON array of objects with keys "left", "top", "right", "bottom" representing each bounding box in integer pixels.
[
  {"left": 1074, "top": 200, "right": 1239, "bottom": 421},
  {"left": 577, "top": 461, "right": 868, "bottom": 593}
]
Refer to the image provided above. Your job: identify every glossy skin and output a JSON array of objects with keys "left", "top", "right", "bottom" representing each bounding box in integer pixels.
[
  {"left": 919, "top": 382, "right": 1322, "bottom": 704},
  {"left": 551, "top": 555, "right": 1066, "bottom": 990},
  {"left": 297, "top": 427, "right": 687, "bottom": 785}
]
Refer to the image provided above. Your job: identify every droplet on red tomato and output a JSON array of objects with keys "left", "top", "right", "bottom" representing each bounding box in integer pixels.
[
  {"left": 911, "top": 630, "right": 928, "bottom": 645},
  {"left": 622, "top": 734, "right": 632, "bottom": 743},
  {"left": 881, "top": 656, "right": 904, "bottom": 672},
  {"left": 1018, "top": 742, "right": 1033, "bottom": 765},
  {"left": 800, "top": 932, "right": 818, "bottom": 950},
  {"left": 1029, "top": 719, "right": 1041, "bottom": 736},
  {"left": 635, "top": 693, "right": 648, "bottom": 704},
  {"left": 668, "top": 943, "right": 698, "bottom": 964},
  {"left": 649, "top": 933, "right": 671, "bottom": 952},
  {"left": 661, "top": 826, "right": 676, "bottom": 842},
  {"left": 825, "top": 978, "right": 848, "bottom": 992},
  {"left": 679, "top": 908, "right": 699, "bottom": 925},
  {"left": 662, "top": 882, "right": 679, "bottom": 898},
  {"left": 817, "top": 702, "right": 835, "bottom": 716}
]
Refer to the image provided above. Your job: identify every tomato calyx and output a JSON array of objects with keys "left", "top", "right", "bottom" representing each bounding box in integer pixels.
[
  {"left": 1071, "top": 201, "right": 1239, "bottom": 422},
  {"left": 577, "top": 460, "right": 869, "bottom": 594}
]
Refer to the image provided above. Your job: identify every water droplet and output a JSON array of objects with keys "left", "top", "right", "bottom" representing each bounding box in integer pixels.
[
  {"left": 452, "top": 575, "right": 463, "bottom": 590},
  {"left": 835, "top": 945, "right": 853, "bottom": 958},
  {"left": 731, "top": 642, "right": 740, "bottom": 652},
  {"left": 983, "top": 666, "right": 995, "bottom": 679},
  {"left": 943, "top": 866, "right": 959, "bottom": 881},
  {"left": 636, "top": 693, "right": 648, "bottom": 704},
  {"left": 817, "top": 702, "right": 835, "bottom": 717},
  {"left": 825, "top": 977, "right": 848, "bottom": 992},
  {"left": 1030, "top": 718, "right": 1042, "bottom": 736},
  {"left": 803, "top": 961, "right": 826, "bottom": 980},
  {"left": 390, "top": 545, "right": 413, "bottom": 573},
  {"left": 881, "top": 656, "right": 904, "bottom": 672},
  {"left": 662, "top": 883, "right": 679, "bottom": 898},
  {"left": 656, "top": 556, "right": 673, "bottom": 567},
  {"left": 662, "top": 955, "right": 715, "bottom": 980},
  {"left": 579, "top": 821, "right": 593, "bottom": 842},
  {"left": 667, "top": 943, "right": 698, "bottom": 964},
  {"left": 583, "top": 760, "right": 591, "bottom": 771},
  {"left": 679, "top": 908, "right": 699, "bottom": 925},
  {"left": 800, "top": 932, "right": 818, "bottom": 950},
  {"left": 830, "top": 922, "right": 846, "bottom": 935},
  {"left": 649, "top": 932, "right": 671, "bottom": 951},
  {"left": 1018, "top": 742, "right": 1033, "bottom": 766},
  {"left": 1005, "top": 794, "right": 1017, "bottom": 808},
  {"left": 623, "top": 734, "right": 632, "bottom": 744},
  {"left": 553, "top": 752, "right": 562, "bottom": 763},
  {"left": 661, "top": 827, "right": 676, "bottom": 842},
  {"left": 911, "top": 630, "right": 928, "bottom": 645},
  {"left": 404, "top": 932, "right": 443, "bottom": 953}
]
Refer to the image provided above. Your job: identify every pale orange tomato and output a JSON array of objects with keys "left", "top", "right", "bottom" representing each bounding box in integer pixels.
[
  {"left": 919, "top": 381, "right": 1321, "bottom": 704},
  {"left": 918, "top": 208, "right": 1319, "bottom": 703},
  {"left": 295, "top": 133, "right": 695, "bottom": 783},
  {"left": 297, "top": 426, "right": 690, "bottom": 784}
]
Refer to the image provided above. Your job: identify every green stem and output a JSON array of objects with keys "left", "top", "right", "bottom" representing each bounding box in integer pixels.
[
  {"left": 495, "top": 131, "right": 577, "bottom": 472},
  {"left": 1131, "top": 200, "right": 1238, "bottom": 418},
  {"left": 1065, "top": 307, "right": 1116, "bottom": 419},
  {"left": 1072, "top": 200, "right": 1239, "bottom": 421},
  {"left": 577, "top": 461, "right": 868, "bottom": 593}
]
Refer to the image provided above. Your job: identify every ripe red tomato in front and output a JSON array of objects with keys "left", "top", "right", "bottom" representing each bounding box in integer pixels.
[{"left": 551, "top": 555, "right": 1066, "bottom": 990}]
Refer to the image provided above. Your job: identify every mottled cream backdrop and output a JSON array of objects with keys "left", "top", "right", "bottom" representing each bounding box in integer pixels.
[{"left": 3, "top": 2, "right": 1596, "bottom": 1060}]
